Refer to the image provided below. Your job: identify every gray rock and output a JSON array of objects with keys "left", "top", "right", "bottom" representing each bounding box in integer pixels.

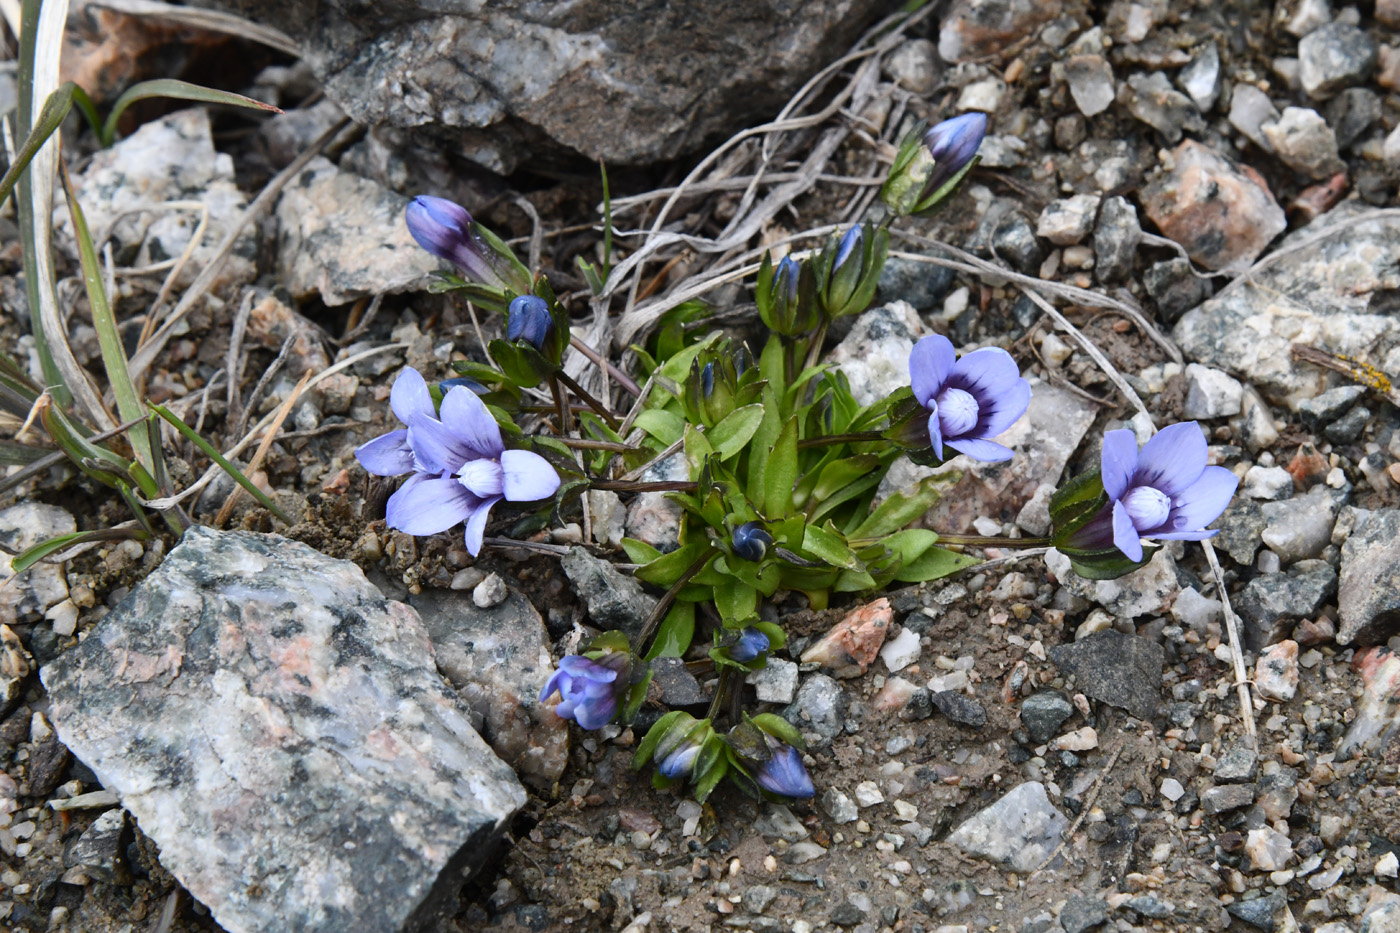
[
  {"left": 827, "top": 301, "right": 926, "bottom": 407},
  {"left": 41, "top": 528, "right": 525, "bottom": 933},
  {"left": 743, "top": 883, "right": 779, "bottom": 914},
  {"left": 884, "top": 38, "right": 938, "bottom": 94},
  {"left": 651, "top": 657, "right": 708, "bottom": 707},
  {"left": 1325, "top": 87, "right": 1381, "bottom": 149},
  {"left": 64, "top": 808, "right": 127, "bottom": 882},
  {"left": 624, "top": 453, "right": 687, "bottom": 553},
  {"left": 1260, "top": 485, "right": 1342, "bottom": 563},
  {"left": 1177, "top": 44, "right": 1221, "bottom": 112},
  {"left": 1202, "top": 783, "right": 1256, "bottom": 815},
  {"left": 1037, "top": 195, "right": 1099, "bottom": 246},
  {"left": 1182, "top": 363, "right": 1244, "bottom": 419},
  {"left": 1060, "top": 895, "right": 1108, "bottom": 933},
  {"left": 259, "top": 98, "right": 347, "bottom": 168},
  {"left": 1020, "top": 690, "right": 1074, "bottom": 745},
  {"left": 820, "top": 787, "right": 859, "bottom": 824},
  {"left": 1065, "top": 55, "right": 1116, "bottom": 118},
  {"left": 1243, "top": 466, "right": 1294, "bottom": 500},
  {"left": 1172, "top": 202, "right": 1400, "bottom": 408},
  {"left": 1337, "top": 509, "right": 1400, "bottom": 645},
  {"left": 946, "top": 781, "right": 1069, "bottom": 872},
  {"left": 1325, "top": 405, "right": 1370, "bottom": 443},
  {"left": 275, "top": 157, "right": 438, "bottom": 305},
  {"left": 559, "top": 547, "right": 658, "bottom": 641},
  {"left": 1261, "top": 107, "right": 1346, "bottom": 179},
  {"left": 1214, "top": 738, "right": 1259, "bottom": 783},
  {"left": 201, "top": 0, "right": 886, "bottom": 171},
  {"left": 749, "top": 658, "right": 799, "bottom": 705},
  {"left": 1362, "top": 903, "right": 1400, "bottom": 933},
  {"left": 1046, "top": 547, "right": 1180, "bottom": 620},
  {"left": 1298, "top": 385, "right": 1366, "bottom": 430},
  {"left": 1143, "top": 258, "right": 1211, "bottom": 322},
  {"left": 1298, "top": 23, "right": 1378, "bottom": 99},
  {"left": 1227, "top": 892, "right": 1285, "bottom": 932},
  {"left": 1048, "top": 631, "right": 1164, "bottom": 720},
  {"left": 939, "top": 0, "right": 1063, "bottom": 62},
  {"left": 0, "top": 503, "right": 74, "bottom": 627},
  {"left": 1229, "top": 84, "right": 1282, "bottom": 151},
  {"left": 991, "top": 211, "right": 1044, "bottom": 274},
  {"left": 878, "top": 256, "right": 955, "bottom": 313},
  {"left": 783, "top": 674, "right": 846, "bottom": 745},
  {"left": 1126, "top": 895, "right": 1173, "bottom": 920},
  {"left": 1125, "top": 72, "right": 1204, "bottom": 144},
  {"left": 1093, "top": 196, "right": 1141, "bottom": 283},
  {"left": 409, "top": 587, "right": 568, "bottom": 791},
  {"left": 1237, "top": 559, "right": 1338, "bottom": 648},
  {"left": 932, "top": 691, "right": 987, "bottom": 728},
  {"left": 1215, "top": 498, "right": 1268, "bottom": 565}
]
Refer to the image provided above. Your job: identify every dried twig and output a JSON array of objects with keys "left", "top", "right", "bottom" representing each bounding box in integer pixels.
[
  {"left": 1290, "top": 343, "right": 1400, "bottom": 407},
  {"left": 1201, "top": 538, "right": 1257, "bottom": 739},
  {"left": 1032, "top": 740, "right": 1126, "bottom": 874},
  {"left": 89, "top": 0, "right": 299, "bottom": 55},
  {"left": 215, "top": 370, "right": 310, "bottom": 526}
]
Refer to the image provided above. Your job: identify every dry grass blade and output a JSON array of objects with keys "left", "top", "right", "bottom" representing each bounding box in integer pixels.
[
  {"left": 214, "top": 370, "right": 310, "bottom": 526},
  {"left": 1290, "top": 343, "right": 1400, "bottom": 406},
  {"left": 128, "top": 117, "right": 352, "bottom": 382},
  {"left": 1202, "top": 538, "right": 1257, "bottom": 739},
  {"left": 89, "top": 0, "right": 299, "bottom": 56}
]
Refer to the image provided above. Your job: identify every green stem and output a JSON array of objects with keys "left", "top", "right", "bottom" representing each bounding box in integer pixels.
[
  {"left": 797, "top": 430, "right": 885, "bottom": 449},
  {"left": 933, "top": 533, "right": 1051, "bottom": 548},
  {"left": 551, "top": 437, "right": 639, "bottom": 452},
  {"left": 801, "top": 320, "right": 829, "bottom": 375},
  {"left": 589, "top": 479, "right": 698, "bottom": 493},
  {"left": 705, "top": 667, "right": 733, "bottom": 722},
  {"left": 635, "top": 546, "right": 716, "bottom": 654}
]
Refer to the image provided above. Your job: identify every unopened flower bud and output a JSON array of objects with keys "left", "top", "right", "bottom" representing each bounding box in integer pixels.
[
  {"left": 729, "top": 627, "right": 770, "bottom": 663},
  {"left": 731, "top": 522, "right": 772, "bottom": 562},
  {"left": 507, "top": 295, "right": 554, "bottom": 351}
]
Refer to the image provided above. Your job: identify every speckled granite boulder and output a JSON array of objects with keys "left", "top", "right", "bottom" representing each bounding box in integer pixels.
[
  {"left": 42, "top": 527, "right": 525, "bottom": 933},
  {"left": 1338, "top": 509, "right": 1400, "bottom": 646},
  {"left": 192, "top": 0, "right": 887, "bottom": 171}
]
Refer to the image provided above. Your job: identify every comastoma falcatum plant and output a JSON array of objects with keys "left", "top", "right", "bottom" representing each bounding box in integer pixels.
[{"left": 363, "top": 111, "right": 1237, "bottom": 803}]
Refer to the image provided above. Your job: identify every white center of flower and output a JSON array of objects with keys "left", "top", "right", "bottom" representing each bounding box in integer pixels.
[
  {"left": 459, "top": 458, "right": 504, "bottom": 497},
  {"left": 1122, "top": 485, "right": 1171, "bottom": 530},
  {"left": 936, "top": 387, "right": 980, "bottom": 437}
]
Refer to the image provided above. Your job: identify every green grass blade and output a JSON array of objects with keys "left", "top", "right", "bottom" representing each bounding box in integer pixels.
[
  {"left": 150, "top": 403, "right": 292, "bottom": 524},
  {"left": 0, "top": 81, "right": 76, "bottom": 213},
  {"left": 101, "top": 79, "right": 282, "bottom": 146},
  {"left": 0, "top": 441, "right": 50, "bottom": 466},
  {"left": 10, "top": 527, "right": 150, "bottom": 574},
  {"left": 600, "top": 160, "right": 613, "bottom": 284},
  {"left": 59, "top": 163, "right": 156, "bottom": 476}
]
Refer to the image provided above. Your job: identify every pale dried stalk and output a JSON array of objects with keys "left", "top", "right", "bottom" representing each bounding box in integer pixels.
[
  {"left": 1202, "top": 538, "right": 1257, "bottom": 739},
  {"left": 214, "top": 369, "right": 310, "bottom": 526}
]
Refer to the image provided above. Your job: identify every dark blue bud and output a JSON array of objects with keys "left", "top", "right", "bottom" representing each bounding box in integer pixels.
[
  {"left": 507, "top": 295, "right": 554, "bottom": 350},
  {"left": 731, "top": 521, "right": 772, "bottom": 562},
  {"left": 729, "top": 627, "right": 770, "bottom": 663},
  {"left": 775, "top": 256, "right": 800, "bottom": 305},
  {"left": 921, "top": 113, "right": 988, "bottom": 193},
  {"left": 733, "top": 347, "right": 751, "bottom": 378},
  {"left": 701, "top": 361, "right": 715, "bottom": 398},
  {"left": 438, "top": 377, "right": 488, "bottom": 395},
  {"left": 833, "top": 225, "right": 863, "bottom": 271},
  {"left": 406, "top": 196, "right": 506, "bottom": 289}
]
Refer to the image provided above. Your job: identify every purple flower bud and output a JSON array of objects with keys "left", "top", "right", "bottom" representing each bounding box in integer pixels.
[
  {"left": 655, "top": 718, "right": 707, "bottom": 779},
  {"left": 833, "top": 225, "right": 863, "bottom": 271},
  {"left": 754, "top": 740, "right": 814, "bottom": 799},
  {"left": 507, "top": 295, "right": 554, "bottom": 350},
  {"left": 405, "top": 196, "right": 508, "bottom": 289},
  {"left": 922, "top": 113, "right": 987, "bottom": 194},
  {"left": 729, "top": 627, "right": 770, "bottom": 663},
  {"left": 907, "top": 335, "right": 1031, "bottom": 462},
  {"left": 539, "top": 653, "right": 629, "bottom": 731},
  {"left": 1069, "top": 423, "right": 1239, "bottom": 562},
  {"left": 774, "top": 256, "right": 800, "bottom": 306},
  {"left": 731, "top": 521, "right": 772, "bottom": 562},
  {"left": 700, "top": 361, "right": 716, "bottom": 398}
]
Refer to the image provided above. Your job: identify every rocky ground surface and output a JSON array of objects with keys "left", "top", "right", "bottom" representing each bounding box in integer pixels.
[{"left": 2, "top": 0, "right": 1400, "bottom": 931}]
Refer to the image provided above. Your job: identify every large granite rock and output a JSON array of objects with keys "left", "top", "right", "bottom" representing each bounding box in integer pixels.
[
  {"left": 1173, "top": 202, "right": 1400, "bottom": 408},
  {"left": 194, "top": 0, "right": 887, "bottom": 171},
  {"left": 42, "top": 528, "right": 525, "bottom": 933},
  {"left": 1338, "top": 510, "right": 1400, "bottom": 646},
  {"left": 409, "top": 587, "right": 569, "bottom": 790}
]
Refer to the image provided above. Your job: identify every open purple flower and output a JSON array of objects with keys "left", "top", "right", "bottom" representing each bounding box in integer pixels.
[
  {"left": 908, "top": 334, "right": 1031, "bottom": 462},
  {"left": 354, "top": 368, "right": 560, "bottom": 556},
  {"left": 539, "top": 654, "right": 628, "bottom": 731},
  {"left": 1072, "top": 422, "right": 1239, "bottom": 562},
  {"left": 754, "top": 739, "right": 814, "bottom": 798}
]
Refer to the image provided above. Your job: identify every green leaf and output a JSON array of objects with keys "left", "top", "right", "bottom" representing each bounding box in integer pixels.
[
  {"left": 1064, "top": 545, "right": 1158, "bottom": 581},
  {"left": 633, "top": 710, "right": 687, "bottom": 770},
  {"left": 834, "top": 569, "right": 877, "bottom": 592},
  {"left": 9, "top": 526, "right": 149, "bottom": 574},
  {"left": 645, "top": 602, "right": 695, "bottom": 660},
  {"left": 0, "top": 441, "right": 50, "bottom": 466},
  {"left": 749, "top": 713, "right": 806, "bottom": 751},
  {"left": 151, "top": 404, "right": 292, "bottom": 524},
  {"left": 894, "top": 545, "right": 979, "bottom": 583},
  {"left": 633, "top": 408, "right": 685, "bottom": 446},
  {"left": 633, "top": 542, "right": 712, "bottom": 587},
  {"left": 100, "top": 78, "right": 281, "bottom": 146},
  {"left": 693, "top": 756, "right": 728, "bottom": 803},
  {"left": 0, "top": 81, "right": 91, "bottom": 212},
  {"left": 707, "top": 403, "right": 764, "bottom": 461},
  {"left": 714, "top": 581, "right": 757, "bottom": 624},
  {"left": 488, "top": 338, "right": 546, "bottom": 388},
  {"left": 763, "top": 417, "right": 798, "bottom": 517},
  {"left": 1049, "top": 468, "right": 1110, "bottom": 542},
  {"left": 880, "top": 528, "right": 939, "bottom": 564},
  {"left": 849, "top": 470, "right": 958, "bottom": 539},
  {"left": 623, "top": 668, "right": 653, "bottom": 722},
  {"left": 621, "top": 537, "right": 663, "bottom": 565},
  {"left": 808, "top": 471, "right": 883, "bottom": 526},
  {"left": 801, "top": 524, "right": 863, "bottom": 570}
]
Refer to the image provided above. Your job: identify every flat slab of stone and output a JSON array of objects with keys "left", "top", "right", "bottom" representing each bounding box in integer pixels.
[
  {"left": 1048, "top": 630, "right": 1165, "bottom": 720},
  {"left": 946, "top": 781, "right": 1069, "bottom": 872},
  {"left": 42, "top": 528, "right": 525, "bottom": 933}
]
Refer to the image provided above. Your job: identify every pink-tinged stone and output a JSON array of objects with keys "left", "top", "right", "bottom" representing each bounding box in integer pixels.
[
  {"left": 873, "top": 676, "right": 922, "bottom": 712},
  {"left": 1255, "top": 640, "right": 1300, "bottom": 702},
  {"left": 801, "top": 598, "right": 894, "bottom": 679},
  {"left": 1338, "top": 648, "right": 1400, "bottom": 758},
  {"left": 1142, "top": 140, "right": 1286, "bottom": 274},
  {"left": 938, "top": 0, "right": 1062, "bottom": 63}
]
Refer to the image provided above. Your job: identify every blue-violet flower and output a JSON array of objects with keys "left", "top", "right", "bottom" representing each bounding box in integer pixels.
[
  {"left": 1072, "top": 422, "right": 1239, "bottom": 562},
  {"left": 908, "top": 334, "right": 1031, "bottom": 462},
  {"left": 754, "top": 738, "right": 815, "bottom": 798},
  {"left": 729, "top": 627, "right": 771, "bottom": 664},
  {"left": 406, "top": 196, "right": 510, "bottom": 290},
  {"left": 731, "top": 521, "right": 772, "bottom": 562},
  {"left": 354, "top": 368, "right": 561, "bottom": 556},
  {"left": 507, "top": 295, "right": 553, "bottom": 351},
  {"left": 539, "top": 654, "right": 628, "bottom": 731},
  {"left": 922, "top": 113, "right": 987, "bottom": 194}
]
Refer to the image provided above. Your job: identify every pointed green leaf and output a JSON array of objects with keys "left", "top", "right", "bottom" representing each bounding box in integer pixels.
[
  {"left": 801, "top": 523, "right": 863, "bottom": 570},
  {"left": 100, "top": 78, "right": 281, "bottom": 146},
  {"left": 633, "top": 408, "right": 685, "bottom": 446},
  {"left": 707, "top": 403, "right": 764, "bottom": 461},
  {"left": 763, "top": 417, "right": 798, "bottom": 517},
  {"left": 645, "top": 602, "right": 695, "bottom": 660},
  {"left": 894, "top": 545, "right": 979, "bottom": 582},
  {"left": 850, "top": 469, "right": 959, "bottom": 539}
]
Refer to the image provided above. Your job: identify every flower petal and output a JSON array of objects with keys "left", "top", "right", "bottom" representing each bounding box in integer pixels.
[
  {"left": 1100, "top": 429, "right": 1139, "bottom": 502},
  {"left": 407, "top": 417, "right": 477, "bottom": 476},
  {"left": 440, "top": 385, "right": 504, "bottom": 459},
  {"left": 926, "top": 407, "right": 945, "bottom": 459},
  {"left": 946, "top": 436, "right": 1014, "bottom": 462},
  {"left": 573, "top": 693, "right": 618, "bottom": 730},
  {"left": 459, "top": 459, "right": 504, "bottom": 498},
  {"left": 501, "top": 449, "right": 562, "bottom": 502},
  {"left": 949, "top": 346, "right": 1021, "bottom": 397},
  {"left": 975, "top": 376, "right": 1031, "bottom": 439},
  {"left": 909, "top": 335, "right": 955, "bottom": 405},
  {"left": 1111, "top": 499, "right": 1143, "bottom": 562},
  {"left": 1163, "top": 465, "right": 1239, "bottom": 534},
  {"left": 390, "top": 368, "right": 434, "bottom": 425},
  {"left": 1150, "top": 528, "right": 1220, "bottom": 541},
  {"left": 539, "top": 669, "right": 568, "bottom": 704},
  {"left": 1133, "top": 422, "right": 1207, "bottom": 496},
  {"left": 386, "top": 474, "right": 478, "bottom": 536},
  {"left": 354, "top": 430, "right": 414, "bottom": 476},
  {"left": 463, "top": 495, "right": 501, "bottom": 556}
]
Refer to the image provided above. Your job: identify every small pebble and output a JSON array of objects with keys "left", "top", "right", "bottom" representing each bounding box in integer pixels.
[{"left": 472, "top": 573, "right": 509, "bottom": 609}]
